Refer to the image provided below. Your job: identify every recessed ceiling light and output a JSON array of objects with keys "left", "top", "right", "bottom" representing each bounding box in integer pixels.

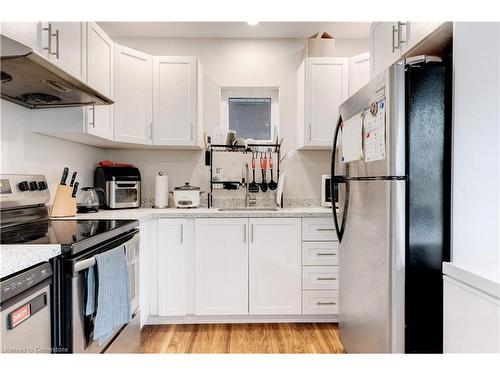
[{"left": 247, "top": 21, "right": 259, "bottom": 26}]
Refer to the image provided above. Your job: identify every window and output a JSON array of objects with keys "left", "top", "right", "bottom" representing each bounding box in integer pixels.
[{"left": 221, "top": 88, "right": 279, "bottom": 142}]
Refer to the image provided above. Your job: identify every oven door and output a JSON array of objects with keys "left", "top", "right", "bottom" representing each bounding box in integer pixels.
[
  {"left": 106, "top": 181, "right": 141, "bottom": 209},
  {"left": 66, "top": 230, "right": 140, "bottom": 353}
]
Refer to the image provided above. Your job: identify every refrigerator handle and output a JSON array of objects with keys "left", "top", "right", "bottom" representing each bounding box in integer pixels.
[{"left": 331, "top": 115, "right": 349, "bottom": 243}]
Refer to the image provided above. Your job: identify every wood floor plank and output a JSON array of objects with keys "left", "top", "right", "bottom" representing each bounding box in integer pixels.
[{"left": 141, "top": 323, "right": 344, "bottom": 354}]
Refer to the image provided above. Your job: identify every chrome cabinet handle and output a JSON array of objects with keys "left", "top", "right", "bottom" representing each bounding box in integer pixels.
[
  {"left": 317, "top": 277, "right": 336, "bottom": 281},
  {"left": 397, "top": 22, "right": 407, "bottom": 47},
  {"left": 54, "top": 28, "right": 60, "bottom": 59},
  {"left": 43, "top": 23, "right": 57, "bottom": 57},
  {"left": 243, "top": 223, "right": 247, "bottom": 243},
  {"left": 89, "top": 106, "right": 95, "bottom": 128},
  {"left": 392, "top": 24, "right": 398, "bottom": 52},
  {"left": 308, "top": 124, "right": 312, "bottom": 140},
  {"left": 190, "top": 122, "right": 194, "bottom": 141},
  {"left": 316, "top": 228, "right": 335, "bottom": 231},
  {"left": 316, "top": 301, "right": 336, "bottom": 306},
  {"left": 180, "top": 224, "right": 184, "bottom": 244},
  {"left": 251, "top": 223, "right": 254, "bottom": 243},
  {"left": 316, "top": 252, "right": 336, "bottom": 256},
  {"left": 148, "top": 123, "right": 153, "bottom": 140}
]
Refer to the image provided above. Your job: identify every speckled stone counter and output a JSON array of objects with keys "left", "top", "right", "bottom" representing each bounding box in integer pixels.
[
  {"left": 1, "top": 244, "right": 61, "bottom": 279},
  {"left": 58, "top": 206, "right": 334, "bottom": 221}
]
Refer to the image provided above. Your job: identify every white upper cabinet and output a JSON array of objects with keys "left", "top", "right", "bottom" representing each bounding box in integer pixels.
[
  {"left": 1, "top": 22, "right": 41, "bottom": 51},
  {"left": 157, "top": 219, "right": 189, "bottom": 317},
  {"left": 194, "top": 218, "right": 248, "bottom": 315},
  {"left": 86, "top": 22, "right": 113, "bottom": 140},
  {"left": 370, "top": 22, "right": 401, "bottom": 78},
  {"left": 402, "top": 22, "right": 443, "bottom": 53},
  {"left": 297, "top": 57, "right": 348, "bottom": 150},
  {"left": 114, "top": 43, "right": 153, "bottom": 144},
  {"left": 348, "top": 52, "right": 370, "bottom": 97},
  {"left": 249, "top": 218, "right": 301, "bottom": 315},
  {"left": 153, "top": 56, "right": 203, "bottom": 148},
  {"left": 40, "top": 22, "right": 86, "bottom": 82}
]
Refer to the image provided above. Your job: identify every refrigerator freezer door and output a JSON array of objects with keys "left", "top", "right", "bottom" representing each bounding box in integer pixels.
[{"left": 339, "top": 179, "right": 405, "bottom": 353}]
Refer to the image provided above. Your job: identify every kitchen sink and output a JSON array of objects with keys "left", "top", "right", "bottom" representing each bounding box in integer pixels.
[{"left": 218, "top": 207, "right": 280, "bottom": 212}]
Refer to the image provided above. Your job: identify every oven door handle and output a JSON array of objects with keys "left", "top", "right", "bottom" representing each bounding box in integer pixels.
[{"left": 74, "top": 257, "right": 96, "bottom": 273}]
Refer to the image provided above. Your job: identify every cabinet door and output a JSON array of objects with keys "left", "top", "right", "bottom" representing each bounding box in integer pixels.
[
  {"left": 114, "top": 44, "right": 153, "bottom": 144},
  {"left": 348, "top": 52, "right": 370, "bottom": 97},
  {"left": 402, "top": 22, "right": 443, "bottom": 52},
  {"left": 1, "top": 22, "right": 41, "bottom": 51},
  {"left": 305, "top": 57, "right": 348, "bottom": 147},
  {"left": 41, "top": 22, "right": 86, "bottom": 81},
  {"left": 157, "top": 219, "right": 188, "bottom": 316},
  {"left": 370, "top": 22, "right": 400, "bottom": 78},
  {"left": 86, "top": 22, "right": 113, "bottom": 140},
  {"left": 249, "top": 218, "right": 301, "bottom": 315},
  {"left": 153, "top": 56, "right": 198, "bottom": 146},
  {"left": 195, "top": 218, "right": 248, "bottom": 315}
]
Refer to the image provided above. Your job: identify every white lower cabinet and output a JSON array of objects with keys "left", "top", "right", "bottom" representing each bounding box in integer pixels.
[
  {"left": 302, "top": 290, "right": 339, "bottom": 315},
  {"left": 157, "top": 219, "right": 189, "bottom": 316},
  {"left": 249, "top": 218, "right": 301, "bottom": 315},
  {"left": 194, "top": 218, "right": 249, "bottom": 315},
  {"left": 443, "top": 276, "right": 500, "bottom": 353}
]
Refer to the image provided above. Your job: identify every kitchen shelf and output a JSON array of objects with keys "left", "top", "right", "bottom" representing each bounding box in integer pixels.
[{"left": 207, "top": 143, "right": 282, "bottom": 208}]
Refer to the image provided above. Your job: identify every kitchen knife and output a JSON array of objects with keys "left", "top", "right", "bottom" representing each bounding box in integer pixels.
[
  {"left": 69, "top": 171, "right": 77, "bottom": 187},
  {"left": 60, "top": 167, "right": 69, "bottom": 185},
  {"left": 71, "top": 182, "right": 79, "bottom": 198}
]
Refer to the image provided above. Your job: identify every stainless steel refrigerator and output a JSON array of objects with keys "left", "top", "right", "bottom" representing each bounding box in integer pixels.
[{"left": 331, "top": 56, "right": 452, "bottom": 353}]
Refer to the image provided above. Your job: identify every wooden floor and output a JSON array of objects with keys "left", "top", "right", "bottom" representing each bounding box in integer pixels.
[{"left": 141, "top": 323, "right": 344, "bottom": 354}]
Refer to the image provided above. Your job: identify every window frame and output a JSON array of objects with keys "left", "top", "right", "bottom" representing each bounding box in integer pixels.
[{"left": 220, "top": 87, "right": 279, "bottom": 142}]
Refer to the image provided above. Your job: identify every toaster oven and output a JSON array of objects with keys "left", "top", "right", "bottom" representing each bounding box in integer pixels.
[{"left": 94, "top": 166, "right": 141, "bottom": 209}]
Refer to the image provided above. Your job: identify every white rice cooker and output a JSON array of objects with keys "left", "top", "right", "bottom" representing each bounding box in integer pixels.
[{"left": 171, "top": 182, "right": 203, "bottom": 208}]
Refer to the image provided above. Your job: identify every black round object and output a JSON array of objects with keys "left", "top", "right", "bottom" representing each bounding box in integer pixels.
[
  {"left": 20, "top": 92, "right": 61, "bottom": 105},
  {"left": 1, "top": 71, "right": 13, "bottom": 83},
  {"left": 77, "top": 205, "right": 99, "bottom": 214}
]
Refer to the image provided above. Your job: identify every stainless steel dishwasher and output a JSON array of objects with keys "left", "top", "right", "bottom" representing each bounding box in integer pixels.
[{"left": 0, "top": 262, "right": 53, "bottom": 353}]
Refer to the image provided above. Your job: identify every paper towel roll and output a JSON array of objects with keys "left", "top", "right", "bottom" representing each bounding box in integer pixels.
[{"left": 154, "top": 172, "right": 169, "bottom": 208}]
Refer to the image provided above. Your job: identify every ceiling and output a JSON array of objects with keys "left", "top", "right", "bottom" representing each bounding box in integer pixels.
[{"left": 97, "top": 22, "right": 370, "bottom": 39}]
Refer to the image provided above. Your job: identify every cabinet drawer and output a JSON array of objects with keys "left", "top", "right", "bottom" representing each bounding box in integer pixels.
[
  {"left": 302, "top": 242, "right": 339, "bottom": 265},
  {"left": 302, "top": 290, "right": 339, "bottom": 314},
  {"left": 302, "top": 266, "right": 338, "bottom": 290},
  {"left": 302, "top": 218, "right": 337, "bottom": 241}
]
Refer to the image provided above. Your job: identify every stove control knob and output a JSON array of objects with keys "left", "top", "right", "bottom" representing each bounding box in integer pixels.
[
  {"left": 38, "top": 181, "right": 47, "bottom": 190},
  {"left": 18, "top": 181, "right": 30, "bottom": 191},
  {"left": 29, "top": 181, "right": 38, "bottom": 191}
]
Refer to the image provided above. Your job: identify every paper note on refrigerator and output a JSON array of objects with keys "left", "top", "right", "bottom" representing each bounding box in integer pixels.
[
  {"left": 363, "top": 100, "right": 386, "bottom": 162},
  {"left": 341, "top": 113, "right": 364, "bottom": 163}
]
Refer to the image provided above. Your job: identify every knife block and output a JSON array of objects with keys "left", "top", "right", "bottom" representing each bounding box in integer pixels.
[{"left": 50, "top": 185, "right": 76, "bottom": 218}]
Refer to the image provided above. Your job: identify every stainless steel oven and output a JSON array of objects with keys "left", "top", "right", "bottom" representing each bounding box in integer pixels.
[{"left": 54, "top": 229, "right": 140, "bottom": 353}]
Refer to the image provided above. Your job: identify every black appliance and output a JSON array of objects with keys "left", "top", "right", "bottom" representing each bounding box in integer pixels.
[{"left": 94, "top": 166, "right": 141, "bottom": 209}]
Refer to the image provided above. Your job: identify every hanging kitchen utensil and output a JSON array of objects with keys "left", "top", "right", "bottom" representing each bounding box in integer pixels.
[
  {"left": 249, "top": 152, "right": 259, "bottom": 193},
  {"left": 268, "top": 153, "right": 278, "bottom": 190},
  {"left": 260, "top": 152, "right": 268, "bottom": 193}
]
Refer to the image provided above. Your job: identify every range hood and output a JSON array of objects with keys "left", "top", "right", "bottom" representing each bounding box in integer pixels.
[{"left": 0, "top": 35, "right": 113, "bottom": 109}]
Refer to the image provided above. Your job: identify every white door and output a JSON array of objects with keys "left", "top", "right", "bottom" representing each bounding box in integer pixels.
[
  {"left": 157, "top": 219, "right": 188, "bottom": 316},
  {"left": 305, "top": 57, "right": 348, "bottom": 147},
  {"left": 153, "top": 56, "right": 197, "bottom": 146},
  {"left": 114, "top": 43, "right": 153, "bottom": 144},
  {"left": 195, "top": 218, "right": 248, "bottom": 315},
  {"left": 1, "top": 22, "right": 41, "bottom": 51},
  {"left": 86, "top": 22, "right": 113, "bottom": 140},
  {"left": 249, "top": 218, "right": 301, "bottom": 315},
  {"left": 41, "top": 22, "right": 86, "bottom": 81},
  {"left": 348, "top": 52, "right": 370, "bottom": 97},
  {"left": 370, "top": 22, "right": 400, "bottom": 78}
]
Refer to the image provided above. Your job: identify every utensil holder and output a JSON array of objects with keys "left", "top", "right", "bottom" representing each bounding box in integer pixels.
[{"left": 50, "top": 185, "right": 76, "bottom": 218}]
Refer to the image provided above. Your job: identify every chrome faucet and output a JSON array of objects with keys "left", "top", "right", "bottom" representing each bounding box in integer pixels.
[{"left": 243, "top": 163, "right": 257, "bottom": 207}]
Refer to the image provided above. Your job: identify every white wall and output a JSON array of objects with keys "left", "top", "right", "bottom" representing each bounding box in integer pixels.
[
  {"left": 452, "top": 23, "right": 500, "bottom": 265},
  {"left": 0, "top": 100, "right": 105, "bottom": 203},
  {"left": 104, "top": 37, "right": 369, "bottom": 201}
]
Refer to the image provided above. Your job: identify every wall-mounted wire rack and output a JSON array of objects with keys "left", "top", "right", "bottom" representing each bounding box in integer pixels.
[{"left": 207, "top": 143, "right": 282, "bottom": 208}]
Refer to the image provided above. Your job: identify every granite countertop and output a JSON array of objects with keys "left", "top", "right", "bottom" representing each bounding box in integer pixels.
[
  {"left": 0, "top": 244, "right": 61, "bottom": 279},
  {"left": 443, "top": 261, "right": 500, "bottom": 299},
  {"left": 57, "top": 206, "right": 334, "bottom": 221}
]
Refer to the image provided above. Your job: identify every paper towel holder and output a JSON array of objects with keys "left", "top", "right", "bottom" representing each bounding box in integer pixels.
[{"left": 153, "top": 171, "right": 169, "bottom": 209}]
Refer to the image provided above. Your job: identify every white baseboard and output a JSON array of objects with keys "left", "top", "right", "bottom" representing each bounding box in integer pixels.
[{"left": 145, "top": 314, "right": 339, "bottom": 325}]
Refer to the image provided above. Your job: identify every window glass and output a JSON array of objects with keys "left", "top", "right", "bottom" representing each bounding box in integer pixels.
[{"left": 228, "top": 98, "right": 271, "bottom": 140}]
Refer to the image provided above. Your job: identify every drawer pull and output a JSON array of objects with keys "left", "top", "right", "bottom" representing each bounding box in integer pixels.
[
  {"left": 316, "top": 252, "right": 336, "bottom": 256},
  {"left": 316, "top": 301, "right": 336, "bottom": 305},
  {"left": 316, "top": 228, "right": 335, "bottom": 231},
  {"left": 316, "top": 277, "right": 336, "bottom": 281}
]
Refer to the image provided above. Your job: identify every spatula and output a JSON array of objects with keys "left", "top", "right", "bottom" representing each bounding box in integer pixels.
[
  {"left": 260, "top": 152, "right": 268, "bottom": 193},
  {"left": 268, "top": 153, "right": 278, "bottom": 190},
  {"left": 249, "top": 152, "right": 259, "bottom": 193}
]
